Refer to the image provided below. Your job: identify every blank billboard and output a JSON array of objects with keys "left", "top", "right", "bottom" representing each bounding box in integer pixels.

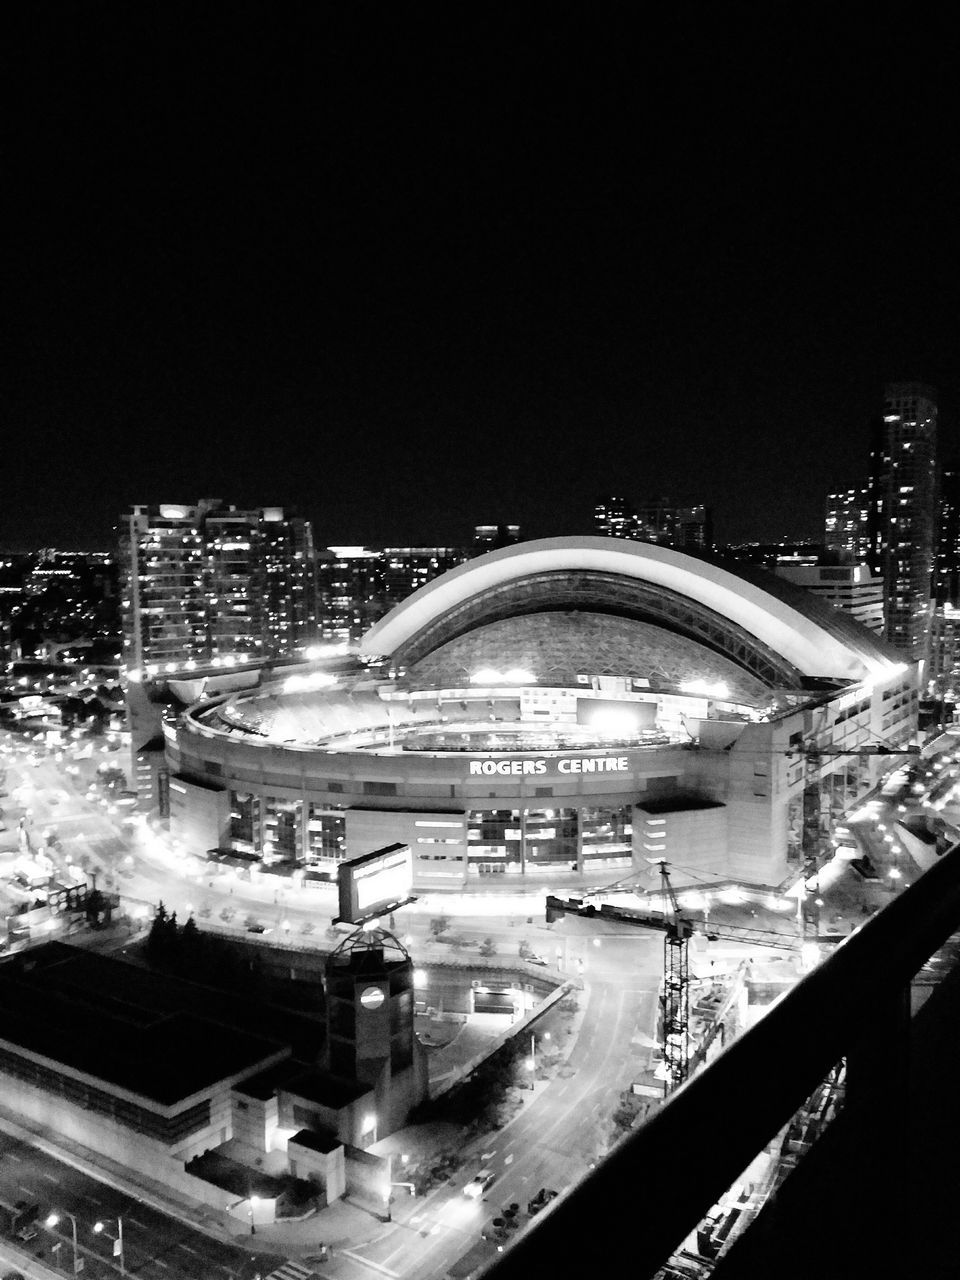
[
  {"left": 577, "top": 697, "right": 656, "bottom": 733},
  {"left": 338, "top": 842, "right": 413, "bottom": 923}
]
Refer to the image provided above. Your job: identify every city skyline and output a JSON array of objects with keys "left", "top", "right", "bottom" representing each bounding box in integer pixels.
[{"left": 5, "top": 10, "right": 957, "bottom": 552}]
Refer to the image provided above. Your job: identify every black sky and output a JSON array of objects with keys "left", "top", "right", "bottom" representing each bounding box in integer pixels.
[{"left": 4, "top": 5, "right": 958, "bottom": 551}]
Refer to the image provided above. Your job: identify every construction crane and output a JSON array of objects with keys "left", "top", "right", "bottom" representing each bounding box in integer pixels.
[
  {"left": 657, "top": 860, "right": 693, "bottom": 1095},
  {"left": 547, "top": 861, "right": 733, "bottom": 1096}
]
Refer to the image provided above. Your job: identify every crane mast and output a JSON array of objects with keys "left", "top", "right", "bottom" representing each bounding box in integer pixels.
[{"left": 657, "top": 860, "right": 692, "bottom": 1095}]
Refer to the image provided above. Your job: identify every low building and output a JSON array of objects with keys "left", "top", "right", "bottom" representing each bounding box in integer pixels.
[{"left": 0, "top": 935, "right": 421, "bottom": 1223}]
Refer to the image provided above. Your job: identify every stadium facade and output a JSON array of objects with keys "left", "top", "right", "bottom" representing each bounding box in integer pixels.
[{"left": 162, "top": 538, "right": 917, "bottom": 892}]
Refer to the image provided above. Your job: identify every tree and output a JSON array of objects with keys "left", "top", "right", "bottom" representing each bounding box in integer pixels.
[
  {"left": 181, "top": 914, "right": 202, "bottom": 966},
  {"left": 429, "top": 915, "right": 450, "bottom": 938},
  {"left": 479, "top": 936, "right": 497, "bottom": 957},
  {"left": 146, "top": 902, "right": 168, "bottom": 965}
]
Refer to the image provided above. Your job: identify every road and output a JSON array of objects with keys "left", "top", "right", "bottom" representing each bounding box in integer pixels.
[
  {"left": 0, "top": 1130, "right": 285, "bottom": 1280},
  {"left": 19, "top": 725, "right": 960, "bottom": 1280},
  {"left": 325, "top": 931, "right": 662, "bottom": 1280},
  {"left": 1, "top": 728, "right": 669, "bottom": 1280}
]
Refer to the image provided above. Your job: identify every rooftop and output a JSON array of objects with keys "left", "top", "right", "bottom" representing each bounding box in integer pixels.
[{"left": 0, "top": 942, "right": 322, "bottom": 1108}]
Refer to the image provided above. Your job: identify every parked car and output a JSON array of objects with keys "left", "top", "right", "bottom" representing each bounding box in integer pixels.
[{"left": 527, "top": 1187, "right": 559, "bottom": 1215}]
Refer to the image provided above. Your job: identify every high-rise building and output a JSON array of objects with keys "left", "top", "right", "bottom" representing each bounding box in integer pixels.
[
  {"left": 872, "top": 383, "right": 938, "bottom": 659},
  {"left": 593, "top": 496, "right": 636, "bottom": 539},
  {"left": 935, "top": 461, "right": 960, "bottom": 607},
  {"left": 120, "top": 502, "right": 209, "bottom": 671},
  {"left": 263, "top": 510, "right": 318, "bottom": 656},
  {"left": 594, "top": 496, "right": 713, "bottom": 549},
  {"left": 316, "top": 547, "right": 385, "bottom": 645},
  {"left": 316, "top": 546, "right": 468, "bottom": 645},
  {"left": 380, "top": 547, "right": 467, "bottom": 606},
  {"left": 473, "top": 523, "right": 521, "bottom": 554},
  {"left": 674, "top": 504, "right": 713, "bottom": 550},
  {"left": 825, "top": 487, "right": 871, "bottom": 562},
  {"left": 120, "top": 501, "right": 318, "bottom": 673},
  {"left": 773, "top": 559, "right": 884, "bottom": 635},
  {"left": 203, "top": 506, "right": 265, "bottom": 657}
]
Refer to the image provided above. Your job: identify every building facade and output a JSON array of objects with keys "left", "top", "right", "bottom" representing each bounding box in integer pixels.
[
  {"left": 594, "top": 496, "right": 713, "bottom": 550},
  {"left": 872, "top": 383, "right": 938, "bottom": 660},
  {"left": 120, "top": 501, "right": 318, "bottom": 674},
  {"left": 773, "top": 561, "right": 884, "bottom": 635},
  {"left": 825, "top": 488, "right": 871, "bottom": 562}
]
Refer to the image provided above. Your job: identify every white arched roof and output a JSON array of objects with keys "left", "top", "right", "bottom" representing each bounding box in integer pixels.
[{"left": 359, "top": 537, "right": 905, "bottom": 683}]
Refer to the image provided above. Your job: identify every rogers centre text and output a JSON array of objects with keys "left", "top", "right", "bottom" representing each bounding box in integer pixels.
[{"left": 468, "top": 756, "right": 629, "bottom": 776}]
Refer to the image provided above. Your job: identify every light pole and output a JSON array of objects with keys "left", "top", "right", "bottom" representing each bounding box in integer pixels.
[
  {"left": 94, "top": 1216, "right": 125, "bottom": 1276},
  {"left": 46, "top": 1211, "right": 79, "bottom": 1274},
  {"left": 249, "top": 1195, "right": 259, "bottom": 1235}
]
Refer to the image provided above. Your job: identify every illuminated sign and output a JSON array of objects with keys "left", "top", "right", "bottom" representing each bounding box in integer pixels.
[
  {"left": 468, "top": 756, "right": 629, "bottom": 776},
  {"left": 338, "top": 843, "right": 413, "bottom": 923}
]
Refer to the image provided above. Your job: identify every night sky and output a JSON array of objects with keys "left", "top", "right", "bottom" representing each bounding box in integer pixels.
[{"left": 4, "top": 6, "right": 957, "bottom": 551}]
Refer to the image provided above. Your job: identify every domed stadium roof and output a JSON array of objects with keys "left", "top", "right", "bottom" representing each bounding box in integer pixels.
[
  {"left": 404, "top": 611, "right": 771, "bottom": 704},
  {"left": 360, "top": 537, "right": 905, "bottom": 688}
]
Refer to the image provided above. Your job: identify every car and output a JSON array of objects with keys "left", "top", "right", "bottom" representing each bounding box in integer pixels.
[
  {"left": 527, "top": 1187, "right": 559, "bottom": 1215},
  {"left": 464, "top": 1169, "right": 497, "bottom": 1199},
  {"left": 15, "top": 1226, "right": 37, "bottom": 1241},
  {"left": 524, "top": 953, "right": 548, "bottom": 966}
]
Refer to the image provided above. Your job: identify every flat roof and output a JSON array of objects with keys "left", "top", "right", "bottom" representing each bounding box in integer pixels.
[
  {"left": 284, "top": 1068, "right": 371, "bottom": 1108},
  {"left": 290, "top": 1128, "right": 341, "bottom": 1154},
  {"left": 0, "top": 943, "right": 322, "bottom": 1108}
]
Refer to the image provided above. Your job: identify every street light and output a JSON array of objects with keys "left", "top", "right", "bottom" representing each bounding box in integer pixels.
[
  {"left": 249, "top": 1195, "right": 259, "bottom": 1234},
  {"left": 94, "top": 1217, "right": 125, "bottom": 1276},
  {"left": 46, "top": 1211, "right": 79, "bottom": 1274}
]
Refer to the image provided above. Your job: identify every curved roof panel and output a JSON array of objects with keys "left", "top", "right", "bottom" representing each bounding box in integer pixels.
[{"left": 359, "top": 537, "right": 905, "bottom": 684}]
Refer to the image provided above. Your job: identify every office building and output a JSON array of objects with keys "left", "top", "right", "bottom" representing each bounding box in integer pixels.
[{"left": 773, "top": 559, "right": 884, "bottom": 635}]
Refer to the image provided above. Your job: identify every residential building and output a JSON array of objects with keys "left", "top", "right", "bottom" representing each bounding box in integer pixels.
[
  {"left": 316, "top": 546, "right": 467, "bottom": 646},
  {"left": 935, "top": 461, "right": 960, "bottom": 607},
  {"left": 594, "top": 496, "right": 713, "bottom": 549},
  {"left": 120, "top": 501, "right": 318, "bottom": 675},
  {"left": 873, "top": 383, "right": 938, "bottom": 660},
  {"left": 825, "top": 488, "right": 871, "bottom": 562}
]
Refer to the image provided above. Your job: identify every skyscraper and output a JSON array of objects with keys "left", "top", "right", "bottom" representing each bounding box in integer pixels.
[
  {"left": 935, "top": 460, "right": 960, "bottom": 607},
  {"left": 873, "top": 383, "right": 938, "bottom": 660},
  {"left": 120, "top": 500, "right": 319, "bottom": 673}
]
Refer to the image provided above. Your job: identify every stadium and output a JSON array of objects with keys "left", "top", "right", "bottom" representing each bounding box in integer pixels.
[{"left": 163, "top": 537, "right": 917, "bottom": 893}]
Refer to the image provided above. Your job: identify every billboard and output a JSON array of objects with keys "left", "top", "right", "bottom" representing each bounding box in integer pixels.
[
  {"left": 576, "top": 696, "right": 656, "bottom": 733},
  {"left": 338, "top": 842, "right": 414, "bottom": 923}
]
